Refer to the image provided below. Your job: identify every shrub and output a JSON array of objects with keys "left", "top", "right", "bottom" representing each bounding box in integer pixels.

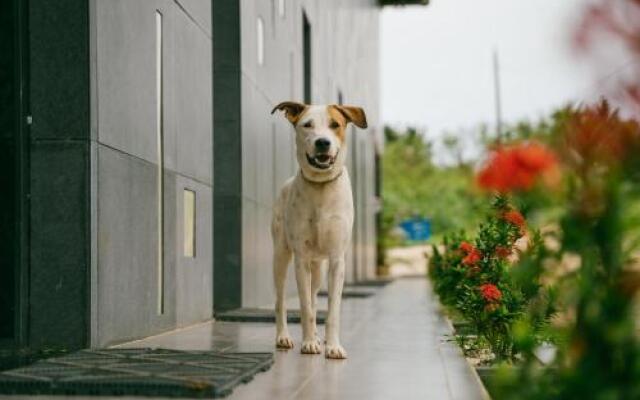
[
  {"left": 430, "top": 195, "right": 551, "bottom": 360},
  {"left": 484, "top": 101, "right": 640, "bottom": 399}
]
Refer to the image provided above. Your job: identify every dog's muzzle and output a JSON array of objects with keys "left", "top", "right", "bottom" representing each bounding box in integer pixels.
[{"left": 306, "top": 152, "right": 337, "bottom": 170}]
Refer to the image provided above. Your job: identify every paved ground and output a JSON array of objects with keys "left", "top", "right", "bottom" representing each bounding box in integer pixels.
[
  {"left": 386, "top": 244, "right": 433, "bottom": 277},
  {"left": 0, "top": 278, "right": 486, "bottom": 400}
]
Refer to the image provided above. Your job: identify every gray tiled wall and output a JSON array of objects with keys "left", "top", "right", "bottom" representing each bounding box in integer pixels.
[
  {"left": 90, "top": 0, "right": 213, "bottom": 346},
  {"left": 240, "top": 0, "right": 380, "bottom": 307}
]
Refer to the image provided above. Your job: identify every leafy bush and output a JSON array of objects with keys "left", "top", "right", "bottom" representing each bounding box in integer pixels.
[
  {"left": 430, "top": 195, "right": 553, "bottom": 360},
  {"left": 479, "top": 101, "right": 640, "bottom": 399}
]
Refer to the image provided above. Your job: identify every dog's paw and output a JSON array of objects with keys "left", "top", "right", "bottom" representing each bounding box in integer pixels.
[
  {"left": 276, "top": 334, "right": 295, "bottom": 350},
  {"left": 301, "top": 339, "right": 322, "bottom": 355},
  {"left": 325, "top": 344, "right": 347, "bottom": 359}
]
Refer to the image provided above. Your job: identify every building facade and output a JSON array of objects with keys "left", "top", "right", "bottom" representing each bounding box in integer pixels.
[{"left": 1, "top": 0, "right": 381, "bottom": 350}]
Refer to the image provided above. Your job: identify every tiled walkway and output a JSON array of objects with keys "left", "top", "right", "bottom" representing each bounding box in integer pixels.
[{"left": 0, "top": 278, "right": 487, "bottom": 400}]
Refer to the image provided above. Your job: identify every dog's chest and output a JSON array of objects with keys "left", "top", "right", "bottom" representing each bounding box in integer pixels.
[{"left": 285, "top": 176, "right": 353, "bottom": 257}]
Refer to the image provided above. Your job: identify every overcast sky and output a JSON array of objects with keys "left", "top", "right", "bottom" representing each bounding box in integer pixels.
[{"left": 380, "top": 0, "right": 627, "bottom": 162}]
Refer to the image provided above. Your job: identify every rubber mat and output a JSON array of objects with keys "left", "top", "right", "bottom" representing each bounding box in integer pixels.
[
  {"left": 347, "top": 278, "right": 394, "bottom": 288},
  {"left": 215, "top": 308, "right": 327, "bottom": 324},
  {"left": 317, "top": 289, "right": 375, "bottom": 298},
  {"left": 0, "top": 348, "right": 273, "bottom": 398}
]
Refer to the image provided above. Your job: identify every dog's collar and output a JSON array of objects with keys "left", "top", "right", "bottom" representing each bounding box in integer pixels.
[{"left": 299, "top": 167, "right": 344, "bottom": 185}]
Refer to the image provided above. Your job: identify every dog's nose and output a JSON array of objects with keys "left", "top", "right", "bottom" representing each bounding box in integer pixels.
[{"left": 315, "top": 138, "right": 331, "bottom": 152}]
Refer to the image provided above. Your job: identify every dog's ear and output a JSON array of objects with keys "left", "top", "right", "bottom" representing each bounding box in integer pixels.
[
  {"left": 333, "top": 105, "right": 368, "bottom": 129},
  {"left": 271, "top": 101, "right": 307, "bottom": 125}
]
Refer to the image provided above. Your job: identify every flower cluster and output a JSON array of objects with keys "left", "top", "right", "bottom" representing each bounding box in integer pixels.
[
  {"left": 430, "top": 195, "right": 535, "bottom": 360},
  {"left": 477, "top": 143, "right": 558, "bottom": 192},
  {"left": 480, "top": 283, "right": 502, "bottom": 303},
  {"left": 502, "top": 210, "right": 527, "bottom": 238},
  {"left": 459, "top": 241, "right": 482, "bottom": 268},
  {"left": 503, "top": 210, "right": 526, "bottom": 229},
  {"left": 477, "top": 100, "right": 640, "bottom": 399}
]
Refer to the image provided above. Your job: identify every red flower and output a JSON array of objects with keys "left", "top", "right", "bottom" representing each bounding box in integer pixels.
[
  {"left": 480, "top": 283, "right": 502, "bottom": 303},
  {"left": 503, "top": 210, "right": 526, "bottom": 228},
  {"left": 477, "top": 143, "right": 558, "bottom": 192},
  {"left": 494, "top": 246, "right": 512, "bottom": 259},
  {"left": 459, "top": 241, "right": 474, "bottom": 253},
  {"left": 462, "top": 250, "right": 482, "bottom": 266},
  {"left": 459, "top": 242, "right": 482, "bottom": 267}
]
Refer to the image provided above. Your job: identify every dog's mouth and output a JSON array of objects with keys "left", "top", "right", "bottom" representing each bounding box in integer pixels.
[{"left": 306, "top": 152, "right": 337, "bottom": 170}]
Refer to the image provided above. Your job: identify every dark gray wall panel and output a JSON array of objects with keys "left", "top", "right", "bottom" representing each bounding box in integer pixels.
[
  {"left": 29, "top": 141, "right": 89, "bottom": 347},
  {"left": 28, "top": 0, "right": 91, "bottom": 349},
  {"left": 213, "top": 0, "right": 242, "bottom": 312},
  {"left": 30, "top": 0, "right": 89, "bottom": 140}
]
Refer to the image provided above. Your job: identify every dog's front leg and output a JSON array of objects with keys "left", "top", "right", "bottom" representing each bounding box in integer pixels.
[
  {"left": 325, "top": 256, "right": 347, "bottom": 359},
  {"left": 295, "top": 256, "right": 321, "bottom": 354},
  {"left": 310, "top": 260, "right": 323, "bottom": 345},
  {"left": 274, "top": 247, "right": 293, "bottom": 349}
]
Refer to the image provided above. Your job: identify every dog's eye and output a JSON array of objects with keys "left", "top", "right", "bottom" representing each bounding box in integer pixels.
[
  {"left": 329, "top": 121, "right": 340, "bottom": 129},
  {"left": 302, "top": 121, "right": 313, "bottom": 128}
]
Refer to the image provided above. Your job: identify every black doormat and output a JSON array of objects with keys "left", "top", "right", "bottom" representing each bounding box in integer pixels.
[
  {"left": 0, "top": 348, "right": 273, "bottom": 398},
  {"left": 216, "top": 308, "right": 327, "bottom": 324},
  {"left": 0, "top": 347, "right": 70, "bottom": 372},
  {"left": 317, "top": 289, "right": 375, "bottom": 298}
]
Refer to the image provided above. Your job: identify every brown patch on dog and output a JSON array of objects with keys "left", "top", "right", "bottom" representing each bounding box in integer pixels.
[
  {"left": 271, "top": 101, "right": 308, "bottom": 125},
  {"left": 327, "top": 105, "right": 348, "bottom": 143},
  {"left": 332, "top": 105, "right": 368, "bottom": 129}
]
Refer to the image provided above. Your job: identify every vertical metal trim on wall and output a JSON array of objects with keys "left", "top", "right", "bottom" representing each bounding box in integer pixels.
[
  {"left": 351, "top": 127, "right": 359, "bottom": 282},
  {"left": 302, "top": 11, "right": 311, "bottom": 104},
  {"left": 156, "top": 10, "right": 165, "bottom": 315}
]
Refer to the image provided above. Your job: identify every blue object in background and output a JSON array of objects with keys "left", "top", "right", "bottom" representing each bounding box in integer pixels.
[{"left": 399, "top": 218, "right": 432, "bottom": 241}]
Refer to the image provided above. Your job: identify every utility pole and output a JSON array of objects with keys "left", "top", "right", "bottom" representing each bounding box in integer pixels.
[{"left": 492, "top": 48, "right": 503, "bottom": 141}]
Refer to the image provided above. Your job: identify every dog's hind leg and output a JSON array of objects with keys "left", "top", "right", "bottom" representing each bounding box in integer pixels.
[
  {"left": 310, "top": 260, "right": 324, "bottom": 345},
  {"left": 274, "top": 245, "right": 294, "bottom": 349}
]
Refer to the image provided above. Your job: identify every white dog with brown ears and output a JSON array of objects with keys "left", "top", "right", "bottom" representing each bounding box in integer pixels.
[{"left": 270, "top": 101, "right": 368, "bottom": 359}]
